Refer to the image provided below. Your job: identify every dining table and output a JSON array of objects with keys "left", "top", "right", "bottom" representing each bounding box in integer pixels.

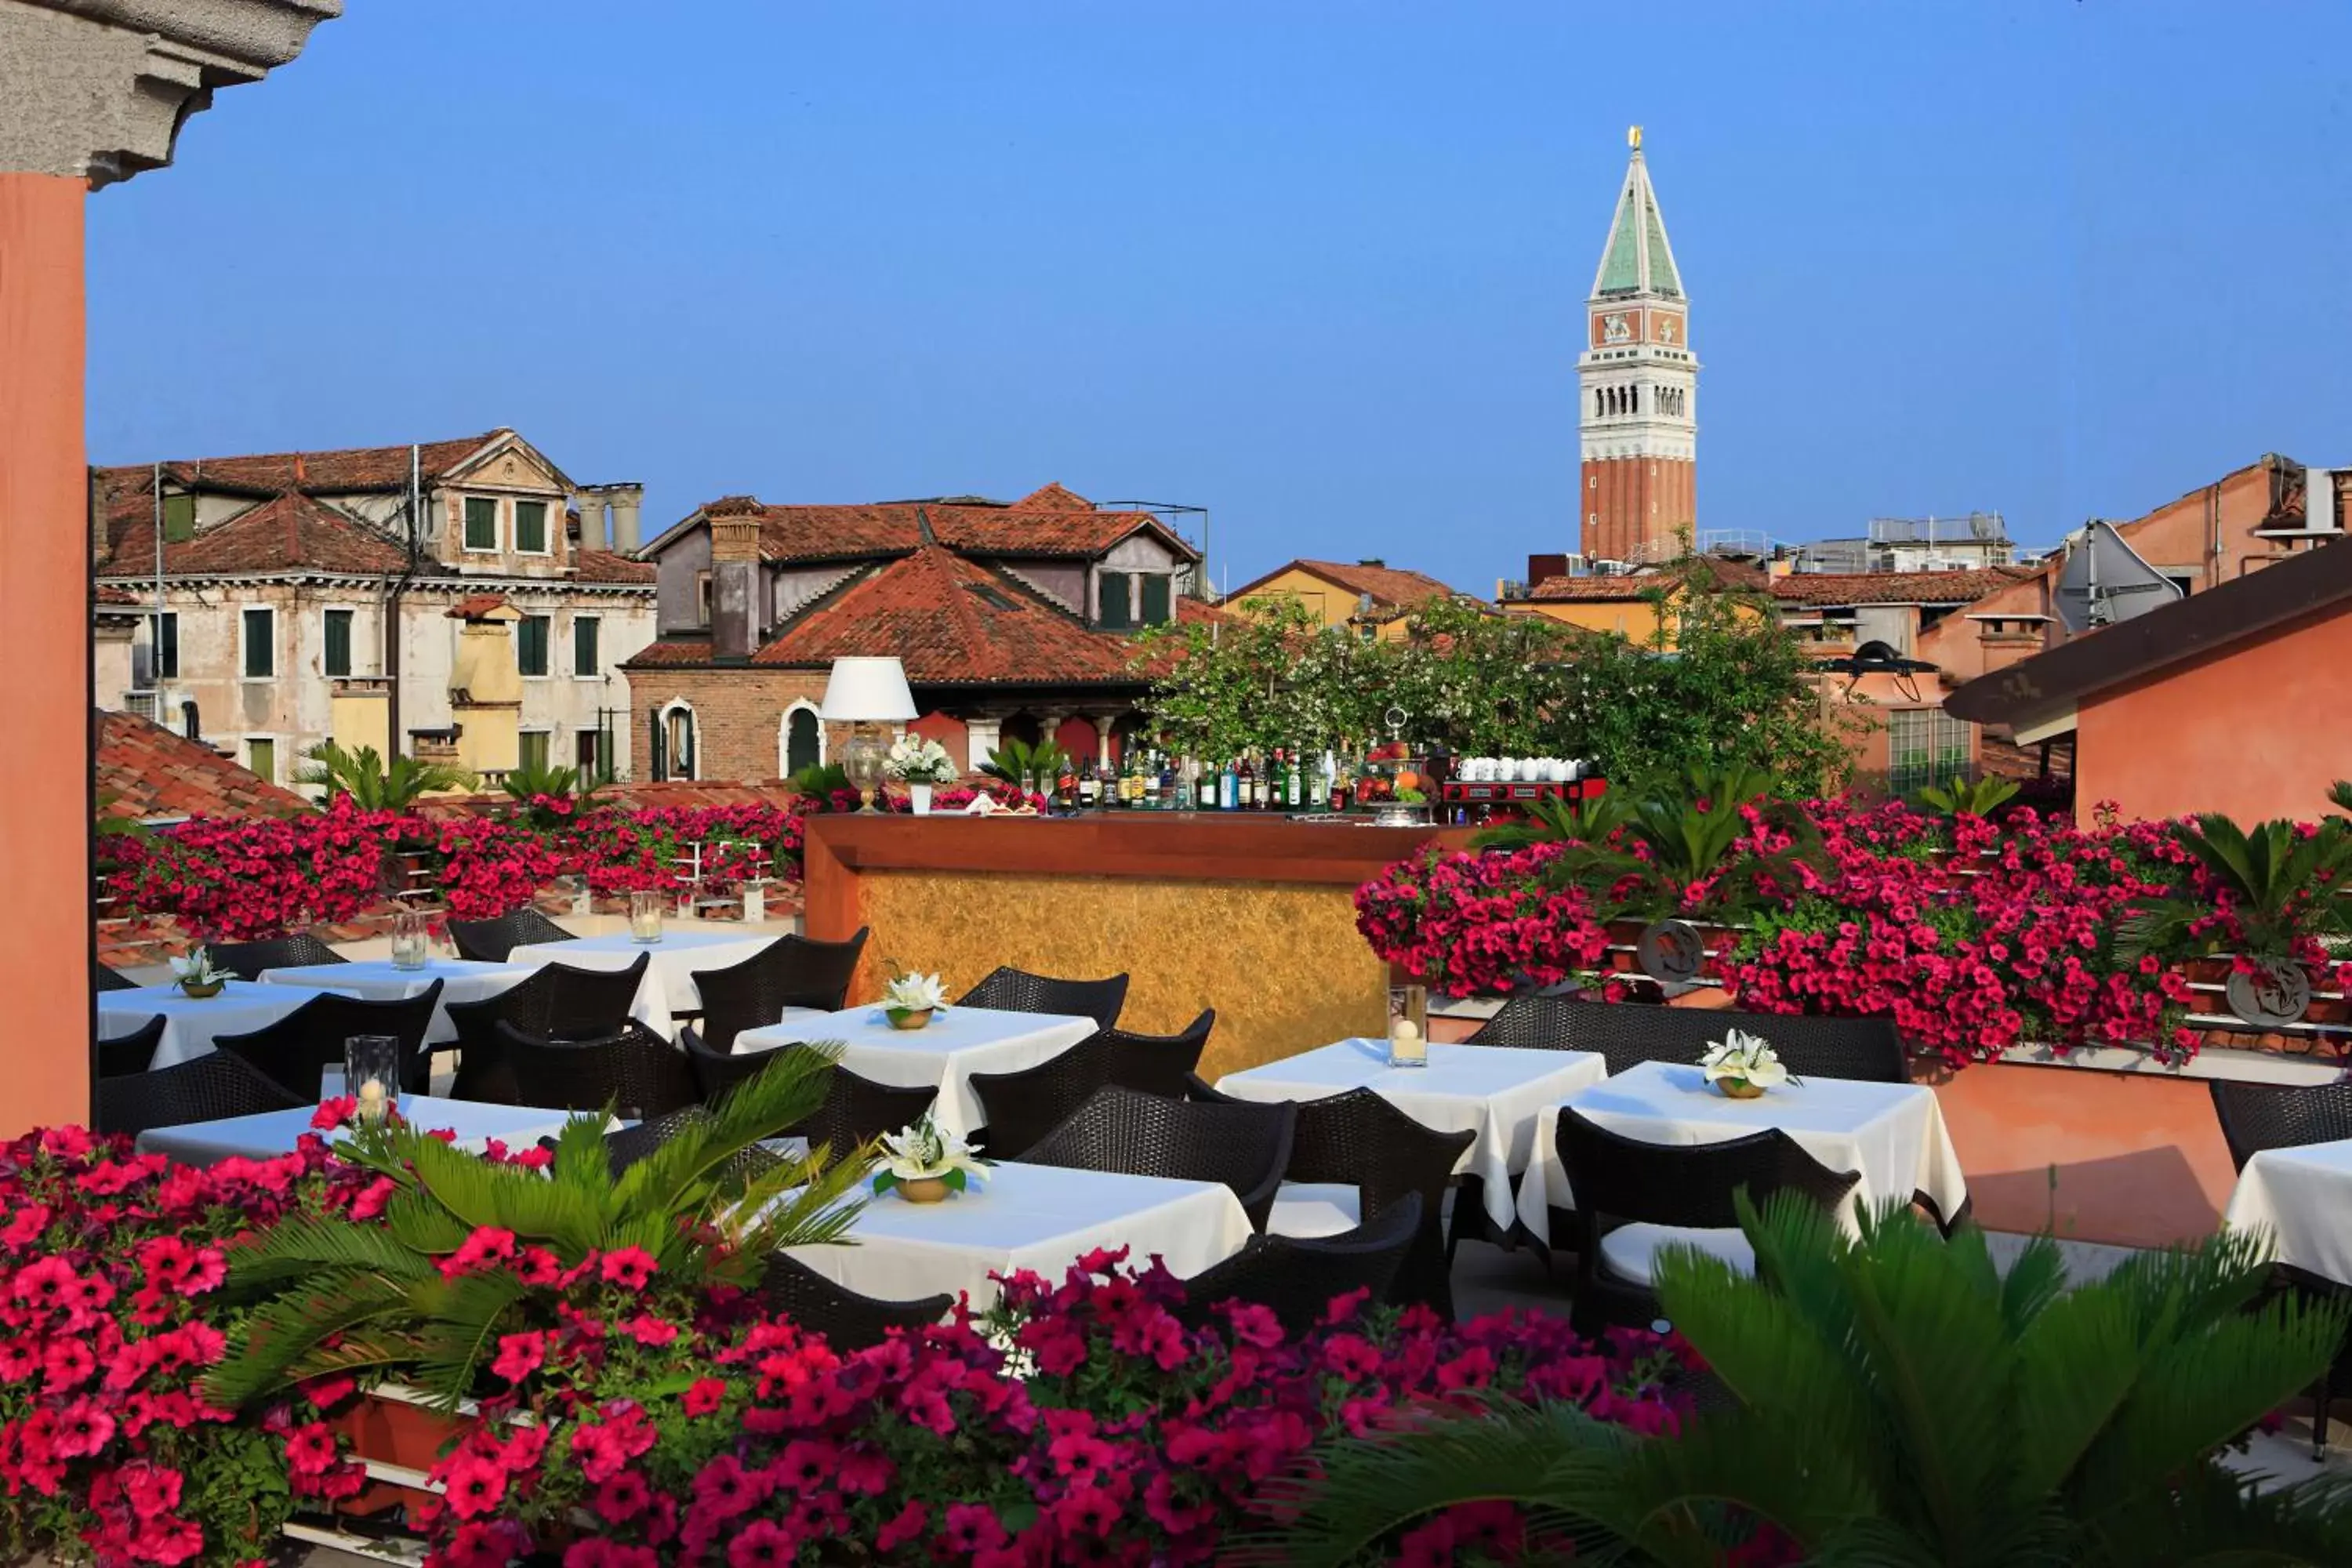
[
  {"left": 2223, "top": 1138, "right": 2352, "bottom": 1288},
  {"left": 99, "top": 980, "right": 346, "bottom": 1072},
  {"left": 133, "top": 1094, "right": 589, "bottom": 1167},
  {"left": 1215, "top": 1038, "right": 1607, "bottom": 1236},
  {"left": 733, "top": 1005, "right": 1099, "bottom": 1144},
  {"left": 503, "top": 926, "right": 773, "bottom": 1040},
  {"left": 1514, "top": 1058, "right": 1971, "bottom": 1244},
  {"left": 779, "top": 1160, "right": 1254, "bottom": 1312},
  {"left": 258, "top": 957, "right": 537, "bottom": 1045}
]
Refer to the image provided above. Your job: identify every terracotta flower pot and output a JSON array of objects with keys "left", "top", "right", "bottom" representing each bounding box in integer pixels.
[
  {"left": 887, "top": 1007, "right": 935, "bottom": 1031},
  {"left": 327, "top": 1388, "right": 479, "bottom": 1523},
  {"left": 1714, "top": 1078, "right": 1767, "bottom": 1100},
  {"left": 896, "top": 1175, "right": 951, "bottom": 1203}
]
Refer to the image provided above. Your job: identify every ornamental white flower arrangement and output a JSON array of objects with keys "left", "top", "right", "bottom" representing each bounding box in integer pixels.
[
  {"left": 881, "top": 968, "right": 947, "bottom": 1029},
  {"left": 883, "top": 734, "right": 956, "bottom": 786},
  {"left": 871, "top": 1112, "right": 991, "bottom": 1199},
  {"left": 170, "top": 948, "right": 232, "bottom": 996},
  {"left": 1699, "top": 1027, "right": 1798, "bottom": 1098}
]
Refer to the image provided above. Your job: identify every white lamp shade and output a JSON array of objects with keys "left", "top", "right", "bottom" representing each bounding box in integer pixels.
[{"left": 818, "top": 656, "right": 919, "bottom": 722}]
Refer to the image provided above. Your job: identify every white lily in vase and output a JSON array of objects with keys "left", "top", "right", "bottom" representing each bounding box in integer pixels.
[
  {"left": 872, "top": 1113, "right": 991, "bottom": 1203},
  {"left": 1700, "top": 1027, "right": 1797, "bottom": 1099},
  {"left": 882, "top": 970, "right": 947, "bottom": 1029},
  {"left": 170, "top": 948, "right": 232, "bottom": 998}
]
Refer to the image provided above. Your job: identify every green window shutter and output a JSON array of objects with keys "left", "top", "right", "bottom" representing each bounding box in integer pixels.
[
  {"left": 519, "top": 616, "right": 550, "bottom": 677},
  {"left": 324, "top": 609, "right": 352, "bottom": 678},
  {"left": 242, "top": 608, "right": 273, "bottom": 678},
  {"left": 162, "top": 494, "right": 195, "bottom": 543},
  {"left": 1139, "top": 575, "right": 1172, "bottom": 626},
  {"left": 518, "top": 731, "right": 550, "bottom": 772},
  {"left": 514, "top": 501, "right": 547, "bottom": 554},
  {"left": 464, "top": 497, "right": 499, "bottom": 550},
  {"left": 574, "top": 615, "right": 600, "bottom": 677},
  {"left": 153, "top": 613, "right": 178, "bottom": 679},
  {"left": 247, "top": 738, "right": 275, "bottom": 780},
  {"left": 1098, "top": 571, "right": 1131, "bottom": 630}
]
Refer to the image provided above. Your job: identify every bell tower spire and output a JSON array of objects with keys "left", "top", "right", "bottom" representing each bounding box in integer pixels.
[{"left": 1578, "top": 129, "right": 1697, "bottom": 566}]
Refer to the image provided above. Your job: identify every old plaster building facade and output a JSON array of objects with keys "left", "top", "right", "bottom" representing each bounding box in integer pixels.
[
  {"left": 625, "top": 485, "right": 1209, "bottom": 782},
  {"left": 1579, "top": 128, "right": 1698, "bottom": 568},
  {"left": 92, "top": 428, "right": 656, "bottom": 787}
]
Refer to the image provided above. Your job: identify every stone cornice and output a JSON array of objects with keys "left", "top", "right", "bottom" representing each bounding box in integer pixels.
[{"left": 0, "top": 0, "right": 340, "bottom": 186}]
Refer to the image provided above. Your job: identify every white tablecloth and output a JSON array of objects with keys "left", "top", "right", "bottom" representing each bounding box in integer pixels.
[
  {"left": 735, "top": 1006, "right": 1098, "bottom": 1144},
  {"left": 1515, "top": 1058, "right": 1969, "bottom": 1244},
  {"left": 99, "top": 981, "right": 342, "bottom": 1071},
  {"left": 506, "top": 927, "right": 771, "bottom": 1040},
  {"left": 1216, "top": 1039, "right": 1607, "bottom": 1233},
  {"left": 135, "top": 1094, "right": 583, "bottom": 1167},
  {"left": 782, "top": 1160, "right": 1252, "bottom": 1310},
  {"left": 2223, "top": 1140, "right": 2352, "bottom": 1287},
  {"left": 259, "top": 959, "right": 536, "bottom": 1046}
]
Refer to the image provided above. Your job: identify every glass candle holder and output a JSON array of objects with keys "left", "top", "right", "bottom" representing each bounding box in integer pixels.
[
  {"left": 344, "top": 1035, "right": 401, "bottom": 1123},
  {"left": 629, "top": 888, "right": 666, "bottom": 944},
  {"left": 389, "top": 909, "right": 430, "bottom": 971},
  {"left": 1387, "top": 983, "right": 1429, "bottom": 1069}
]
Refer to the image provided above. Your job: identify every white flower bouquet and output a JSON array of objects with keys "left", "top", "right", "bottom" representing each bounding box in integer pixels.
[
  {"left": 872, "top": 1112, "right": 990, "bottom": 1203},
  {"left": 1699, "top": 1027, "right": 1797, "bottom": 1099},
  {"left": 170, "top": 947, "right": 233, "bottom": 999},
  {"left": 882, "top": 969, "right": 947, "bottom": 1030},
  {"left": 883, "top": 735, "right": 956, "bottom": 786}
]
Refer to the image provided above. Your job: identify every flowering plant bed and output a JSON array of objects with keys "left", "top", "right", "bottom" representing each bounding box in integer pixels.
[{"left": 1363, "top": 794, "right": 2352, "bottom": 1069}]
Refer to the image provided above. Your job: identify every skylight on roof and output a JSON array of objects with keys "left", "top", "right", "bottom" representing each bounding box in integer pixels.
[{"left": 967, "top": 583, "right": 1019, "bottom": 612}]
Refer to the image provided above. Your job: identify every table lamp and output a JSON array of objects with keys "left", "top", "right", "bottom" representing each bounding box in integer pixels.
[{"left": 819, "top": 656, "right": 919, "bottom": 813}]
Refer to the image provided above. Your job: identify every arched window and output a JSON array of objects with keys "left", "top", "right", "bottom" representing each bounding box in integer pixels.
[
  {"left": 1629, "top": 387, "right": 1640, "bottom": 414},
  {"left": 781, "top": 701, "right": 822, "bottom": 777},
  {"left": 1000, "top": 712, "right": 1043, "bottom": 750},
  {"left": 652, "top": 699, "right": 696, "bottom": 782}
]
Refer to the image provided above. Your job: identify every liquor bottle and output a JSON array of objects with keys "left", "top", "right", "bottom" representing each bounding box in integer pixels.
[
  {"left": 1195, "top": 759, "right": 1215, "bottom": 811},
  {"left": 1219, "top": 757, "right": 1239, "bottom": 811},
  {"left": 1267, "top": 749, "right": 1283, "bottom": 811},
  {"left": 1240, "top": 753, "right": 1259, "bottom": 811},
  {"left": 1055, "top": 758, "right": 1077, "bottom": 813},
  {"left": 1078, "top": 758, "right": 1100, "bottom": 811},
  {"left": 1287, "top": 747, "right": 1303, "bottom": 809}
]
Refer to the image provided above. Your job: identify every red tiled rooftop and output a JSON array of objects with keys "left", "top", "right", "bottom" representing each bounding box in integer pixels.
[
  {"left": 94, "top": 430, "right": 503, "bottom": 501},
  {"left": 1232, "top": 558, "right": 1466, "bottom": 611},
  {"left": 680, "top": 485, "right": 1196, "bottom": 567},
  {"left": 97, "top": 490, "right": 407, "bottom": 578},
  {"left": 98, "top": 710, "right": 308, "bottom": 822},
  {"left": 1766, "top": 566, "right": 2035, "bottom": 606},
  {"left": 572, "top": 548, "right": 655, "bottom": 584}
]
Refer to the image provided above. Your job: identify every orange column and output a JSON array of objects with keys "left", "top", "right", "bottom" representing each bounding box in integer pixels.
[{"left": 0, "top": 173, "right": 94, "bottom": 1134}]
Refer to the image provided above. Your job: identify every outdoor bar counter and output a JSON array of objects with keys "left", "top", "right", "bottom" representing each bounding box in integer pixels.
[{"left": 801, "top": 813, "right": 1470, "bottom": 1079}]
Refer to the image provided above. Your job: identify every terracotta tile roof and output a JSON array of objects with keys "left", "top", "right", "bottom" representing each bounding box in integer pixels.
[
  {"left": 753, "top": 546, "right": 1152, "bottom": 685},
  {"left": 1525, "top": 556, "right": 1769, "bottom": 603},
  {"left": 97, "top": 710, "right": 309, "bottom": 822},
  {"left": 1011, "top": 482, "right": 1092, "bottom": 512},
  {"left": 684, "top": 485, "right": 1194, "bottom": 567},
  {"left": 448, "top": 593, "right": 511, "bottom": 620},
  {"left": 1767, "top": 566, "right": 2037, "bottom": 606},
  {"left": 572, "top": 548, "right": 655, "bottom": 584},
  {"left": 622, "top": 638, "right": 715, "bottom": 667},
  {"left": 97, "top": 491, "right": 407, "bottom": 578},
  {"left": 1233, "top": 558, "right": 1465, "bottom": 611},
  {"left": 95, "top": 583, "right": 142, "bottom": 607},
  {"left": 94, "top": 430, "right": 502, "bottom": 501}
]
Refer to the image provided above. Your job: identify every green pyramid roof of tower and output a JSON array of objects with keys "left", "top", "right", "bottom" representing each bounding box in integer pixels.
[{"left": 1593, "top": 151, "right": 1684, "bottom": 300}]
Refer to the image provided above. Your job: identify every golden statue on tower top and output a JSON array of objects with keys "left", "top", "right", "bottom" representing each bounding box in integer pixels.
[{"left": 1628, "top": 125, "right": 1643, "bottom": 151}]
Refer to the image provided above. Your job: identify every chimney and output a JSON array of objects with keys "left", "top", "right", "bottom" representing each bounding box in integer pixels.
[
  {"left": 89, "top": 468, "right": 107, "bottom": 559},
  {"left": 1526, "top": 552, "right": 1569, "bottom": 586},
  {"left": 706, "top": 495, "right": 764, "bottom": 662},
  {"left": 611, "top": 483, "right": 644, "bottom": 553},
  {"left": 575, "top": 493, "right": 610, "bottom": 550}
]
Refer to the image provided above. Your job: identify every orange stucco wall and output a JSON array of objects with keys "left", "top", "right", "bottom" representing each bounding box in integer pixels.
[
  {"left": 1236, "top": 568, "right": 1414, "bottom": 641},
  {"left": 2073, "top": 597, "right": 2352, "bottom": 824},
  {"left": 1507, "top": 597, "right": 1673, "bottom": 643},
  {"left": 0, "top": 174, "right": 95, "bottom": 1134}
]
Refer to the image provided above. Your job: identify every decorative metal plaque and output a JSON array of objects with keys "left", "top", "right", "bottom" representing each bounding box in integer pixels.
[
  {"left": 2225, "top": 960, "right": 2312, "bottom": 1028},
  {"left": 1637, "top": 919, "right": 1708, "bottom": 985}
]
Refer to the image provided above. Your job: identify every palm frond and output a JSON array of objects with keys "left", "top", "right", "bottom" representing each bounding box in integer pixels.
[
  {"left": 220, "top": 1212, "right": 441, "bottom": 1291},
  {"left": 204, "top": 1270, "right": 421, "bottom": 1407},
  {"left": 412, "top": 1270, "right": 532, "bottom": 1411}
]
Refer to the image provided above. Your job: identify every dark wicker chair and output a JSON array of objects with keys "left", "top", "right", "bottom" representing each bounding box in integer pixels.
[
  {"left": 1175, "top": 1193, "right": 1424, "bottom": 1334},
  {"left": 214, "top": 982, "right": 444, "bottom": 1098},
  {"left": 1555, "top": 1106, "right": 1859, "bottom": 1334},
  {"left": 208, "top": 934, "right": 345, "bottom": 982},
  {"left": 447, "top": 907, "right": 575, "bottom": 964},
  {"left": 956, "top": 967, "right": 1130, "bottom": 1030},
  {"left": 1022, "top": 1087, "right": 1296, "bottom": 1232},
  {"left": 445, "top": 953, "right": 651, "bottom": 1102},
  {"left": 2209, "top": 1080, "right": 2352, "bottom": 1174},
  {"left": 758, "top": 1254, "right": 953, "bottom": 1351},
  {"left": 1283, "top": 1088, "right": 1475, "bottom": 1317},
  {"left": 96, "top": 1014, "right": 167, "bottom": 1079},
  {"left": 95, "top": 964, "right": 141, "bottom": 993},
  {"left": 967, "top": 1011, "right": 1218, "bottom": 1160},
  {"left": 779, "top": 1054, "right": 938, "bottom": 1160},
  {"left": 687, "top": 928, "right": 869, "bottom": 1052},
  {"left": 96, "top": 1050, "right": 304, "bottom": 1138},
  {"left": 499, "top": 1020, "right": 700, "bottom": 1120},
  {"left": 1472, "top": 998, "right": 1908, "bottom": 1084},
  {"left": 2208, "top": 1079, "right": 2352, "bottom": 1457}
]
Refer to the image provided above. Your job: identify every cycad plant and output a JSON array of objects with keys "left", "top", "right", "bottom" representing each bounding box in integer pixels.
[
  {"left": 1271, "top": 1196, "right": 2352, "bottom": 1566},
  {"left": 501, "top": 757, "right": 610, "bottom": 829},
  {"left": 978, "top": 737, "right": 1070, "bottom": 795},
  {"left": 296, "top": 741, "right": 477, "bottom": 810},
  {"left": 203, "top": 1047, "right": 865, "bottom": 1412},
  {"left": 2119, "top": 813, "right": 2352, "bottom": 960},
  {"left": 1537, "top": 764, "right": 1821, "bottom": 923},
  {"left": 1469, "top": 789, "right": 1639, "bottom": 852},
  {"left": 1918, "top": 774, "right": 2021, "bottom": 818}
]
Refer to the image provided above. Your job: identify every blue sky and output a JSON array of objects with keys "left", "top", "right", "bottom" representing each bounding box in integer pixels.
[{"left": 85, "top": 1, "right": 2352, "bottom": 593}]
